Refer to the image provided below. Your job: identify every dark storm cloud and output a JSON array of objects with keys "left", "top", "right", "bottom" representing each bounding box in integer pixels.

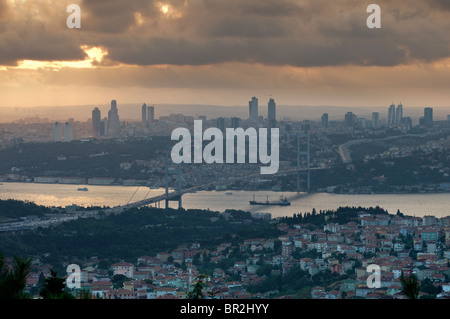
[
  {"left": 428, "top": 0, "right": 450, "bottom": 11},
  {"left": 0, "top": 1, "right": 86, "bottom": 65},
  {"left": 100, "top": 0, "right": 450, "bottom": 67},
  {"left": 0, "top": 0, "right": 449, "bottom": 67},
  {"left": 0, "top": 27, "right": 86, "bottom": 66},
  {"left": 81, "top": 0, "right": 160, "bottom": 33}
]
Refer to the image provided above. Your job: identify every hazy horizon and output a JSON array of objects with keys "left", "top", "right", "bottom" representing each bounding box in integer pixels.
[{"left": 1, "top": 102, "right": 449, "bottom": 123}]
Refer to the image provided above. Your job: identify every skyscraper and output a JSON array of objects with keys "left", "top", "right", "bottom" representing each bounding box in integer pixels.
[
  {"left": 64, "top": 122, "right": 73, "bottom": 142},
  {"left": 92, "top": 107, "right": 101, "bottom": 135},
  {"left": 108, "top": 100, "right": 120, "bottom": 135},
  {"left": 268, "top": 98, "right": 276, "bottom": 122},
  {"left": 372, "top": 112, "right": 380, "bottom": 128},
  {"left": 99, "top": 118, "right": 108, "bottom": 136},
  {"left": 345, "top": 112, "right": 355, "bottom": 127},
  {"left": 147, "top": 106, "right": 155, "bottom": 124},
  {"left": 53, "top": 122, "right": 62, "bottom": 142},
  {"left": 396, "top": 103, "right": 403, "bottom": 124},
  {"left": 321, "top": 113, "right": 329, "bottom": 129},
  {"left": 249, "top": 97, "right": 258, "bottom": 120},
  {"left": 141, "top": 103, "right": 147, "bottom": 126},
  {"left": 388, "top": 103, "right": 396, "bottom": 126},
  {"left": 424, "top": 107, "right": 433, "bottom": 127}
]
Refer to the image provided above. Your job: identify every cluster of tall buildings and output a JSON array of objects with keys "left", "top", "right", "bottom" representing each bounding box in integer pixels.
[
  {"left": 83, "top": 98, "right": 438, "bottom": 141},
  {"left": 320, "top": 103, "right": 435, "bottom": 130},
  {"left": 141, "top": 103, "right": 155, "bottom": 127},
  {"left": 91, "top": 100, "right": 123, "bottom": 137},
  {"left": 388, "top": 104, "right": 434, "bottom": 128},
  {"left": 53, "top": 121, "right": 73, "bottom": 142},
  {"left": 388, "top": 103, "right": 404, "bottom": 126},
  {"left": 248, "top": 96, "right": 277, "bottom": 126},
  {"left": 91, "top": 100, "right": 156, "bottom": 137},
  {"left": 320, "top": 109, "right": 384, "bottom": 130},
  {"left": 91, "top": 107, "right": 108, "bottom": 137}
]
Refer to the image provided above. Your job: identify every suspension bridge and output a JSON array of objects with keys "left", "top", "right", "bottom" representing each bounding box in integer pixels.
[{"left": 110, "top": 133, "right": 318, "bottom": 213}]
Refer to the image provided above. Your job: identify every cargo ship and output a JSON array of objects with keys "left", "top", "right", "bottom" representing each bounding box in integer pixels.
[{"left": 249, "top": 195, "right": 291, "bottom": 206}]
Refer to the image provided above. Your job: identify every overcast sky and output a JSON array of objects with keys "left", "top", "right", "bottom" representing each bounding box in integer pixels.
[{"left": 1, "top": 0, "right": 450, "bottom": 110}]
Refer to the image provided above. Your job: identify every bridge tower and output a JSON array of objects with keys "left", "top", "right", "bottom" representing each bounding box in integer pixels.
[
  {"left": 296, "top": 133, "right": 310, "bottom": 193},
  {"left": 165, "top": 147, "right": 183, "bottom": 209}
]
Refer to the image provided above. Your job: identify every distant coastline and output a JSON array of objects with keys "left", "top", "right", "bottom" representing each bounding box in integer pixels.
[{"left": 2, "top": 180, "right": 450, "bottom": 196}]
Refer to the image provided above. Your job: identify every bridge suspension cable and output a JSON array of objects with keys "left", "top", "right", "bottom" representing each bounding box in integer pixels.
[
  {"left": 142, "top": 189, "right": 152, "bottom": 201},
  {"left": 127, "top": 186, "right": 141, "bottom": 205}
]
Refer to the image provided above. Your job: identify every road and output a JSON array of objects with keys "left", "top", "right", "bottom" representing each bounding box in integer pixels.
[{"left": 338, "top": 133, "right": 431, "bottom": 164}]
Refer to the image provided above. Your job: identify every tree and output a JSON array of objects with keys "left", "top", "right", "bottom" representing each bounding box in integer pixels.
[
  {"left": 111, "top": 274, "right": 130, "bottom": 289},
  {"left": 187, "top": 275, "right": 209, "bottom": 299},
  {"left": 39, "top": 270, "right": 74, "bottom": 299},
  {"left": 420, "top": 278, "right": 442, "bottom": 297},
  {"left": 400, "top": 274, "right": 420, "bottom": 299},
  {"left": 0, "top": 253, "right": 32, "bottom": 299}
]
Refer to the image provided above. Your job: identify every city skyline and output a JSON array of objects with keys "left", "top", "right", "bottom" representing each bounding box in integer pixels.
[
  {"left": 2, "top": 94, "right": 450, "bottom": 126},
  {"left": 1, "top": 1, "right": 450, "bottom": 108}
]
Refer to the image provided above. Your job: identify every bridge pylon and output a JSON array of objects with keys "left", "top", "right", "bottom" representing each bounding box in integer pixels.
[
  {"left": 165, "top": 147, "right": 183, "bottom": 209},
  {"left": 297, "top": 133, "right": 310, "bottom": 193}
]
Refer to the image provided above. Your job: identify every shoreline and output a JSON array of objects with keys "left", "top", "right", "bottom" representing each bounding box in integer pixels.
[{"left": 1, "top": 180, "right": 450, "bottom": 196}]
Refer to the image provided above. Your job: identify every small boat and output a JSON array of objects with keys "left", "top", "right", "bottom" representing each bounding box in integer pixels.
[
  {"left": 250, "top": 195, "right": 291, "bottom": 206},
  {"left": 225, "top": 192, "right": 233, "bottom": 195},
  {"left": 77, "top": 187, "right": 89, "bottom": 191}
]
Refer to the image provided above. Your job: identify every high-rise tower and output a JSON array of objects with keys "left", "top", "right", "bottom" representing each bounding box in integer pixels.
[
  {"left": 424, "top": 107, "right": 433, "bottom": 127},
  {"left": 249, "top": 97, "right": 258, "bottom": 120},
  {"left": 396, "top": 103, "right": 403, "bottom": 124},
  {"left": 64, "top": 122, "right": 73, "bottom": 142},
  {"left": 268, "top": 98, "right": 276, "bottom": 122},
  {"left": 53, "top": 122, "right": 62, "bottom": 142},
  {"left": 108, "top": 100, "right": 120, "bottom": 135},
  {"left": 92, "top": 107, "right": 101, "bottom": 135},
  {"left": 321, "top": 113, "right": 329, "bottom": 129},
  {"left": 147, "top": 106, "right": 155, "bottom": 124},
  {"left": 345, "top": 112, "right": 355, "bottom": 127},
  {"left": 141, "top": 103, "right": 147, "bottom": 126},
  {"left": 372, "top": 112, "right": 380, "bottom": 128},
  {"left": 99, "top": 118, "right": 108, "bottom": 136},
  {"left": 388, "top": 103, "right": 396, "bottom": 126}
]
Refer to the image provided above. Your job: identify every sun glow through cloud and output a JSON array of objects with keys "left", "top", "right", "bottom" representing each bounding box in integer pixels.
[
  {"left": 156, "top": 2, "right": 184, "bottom": 18},
  {"left": 160, "top": 4, "right": 169, "bottom": 15},
  {"left": 9, "top": 46, "right": 108, "bottom": 71}
]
